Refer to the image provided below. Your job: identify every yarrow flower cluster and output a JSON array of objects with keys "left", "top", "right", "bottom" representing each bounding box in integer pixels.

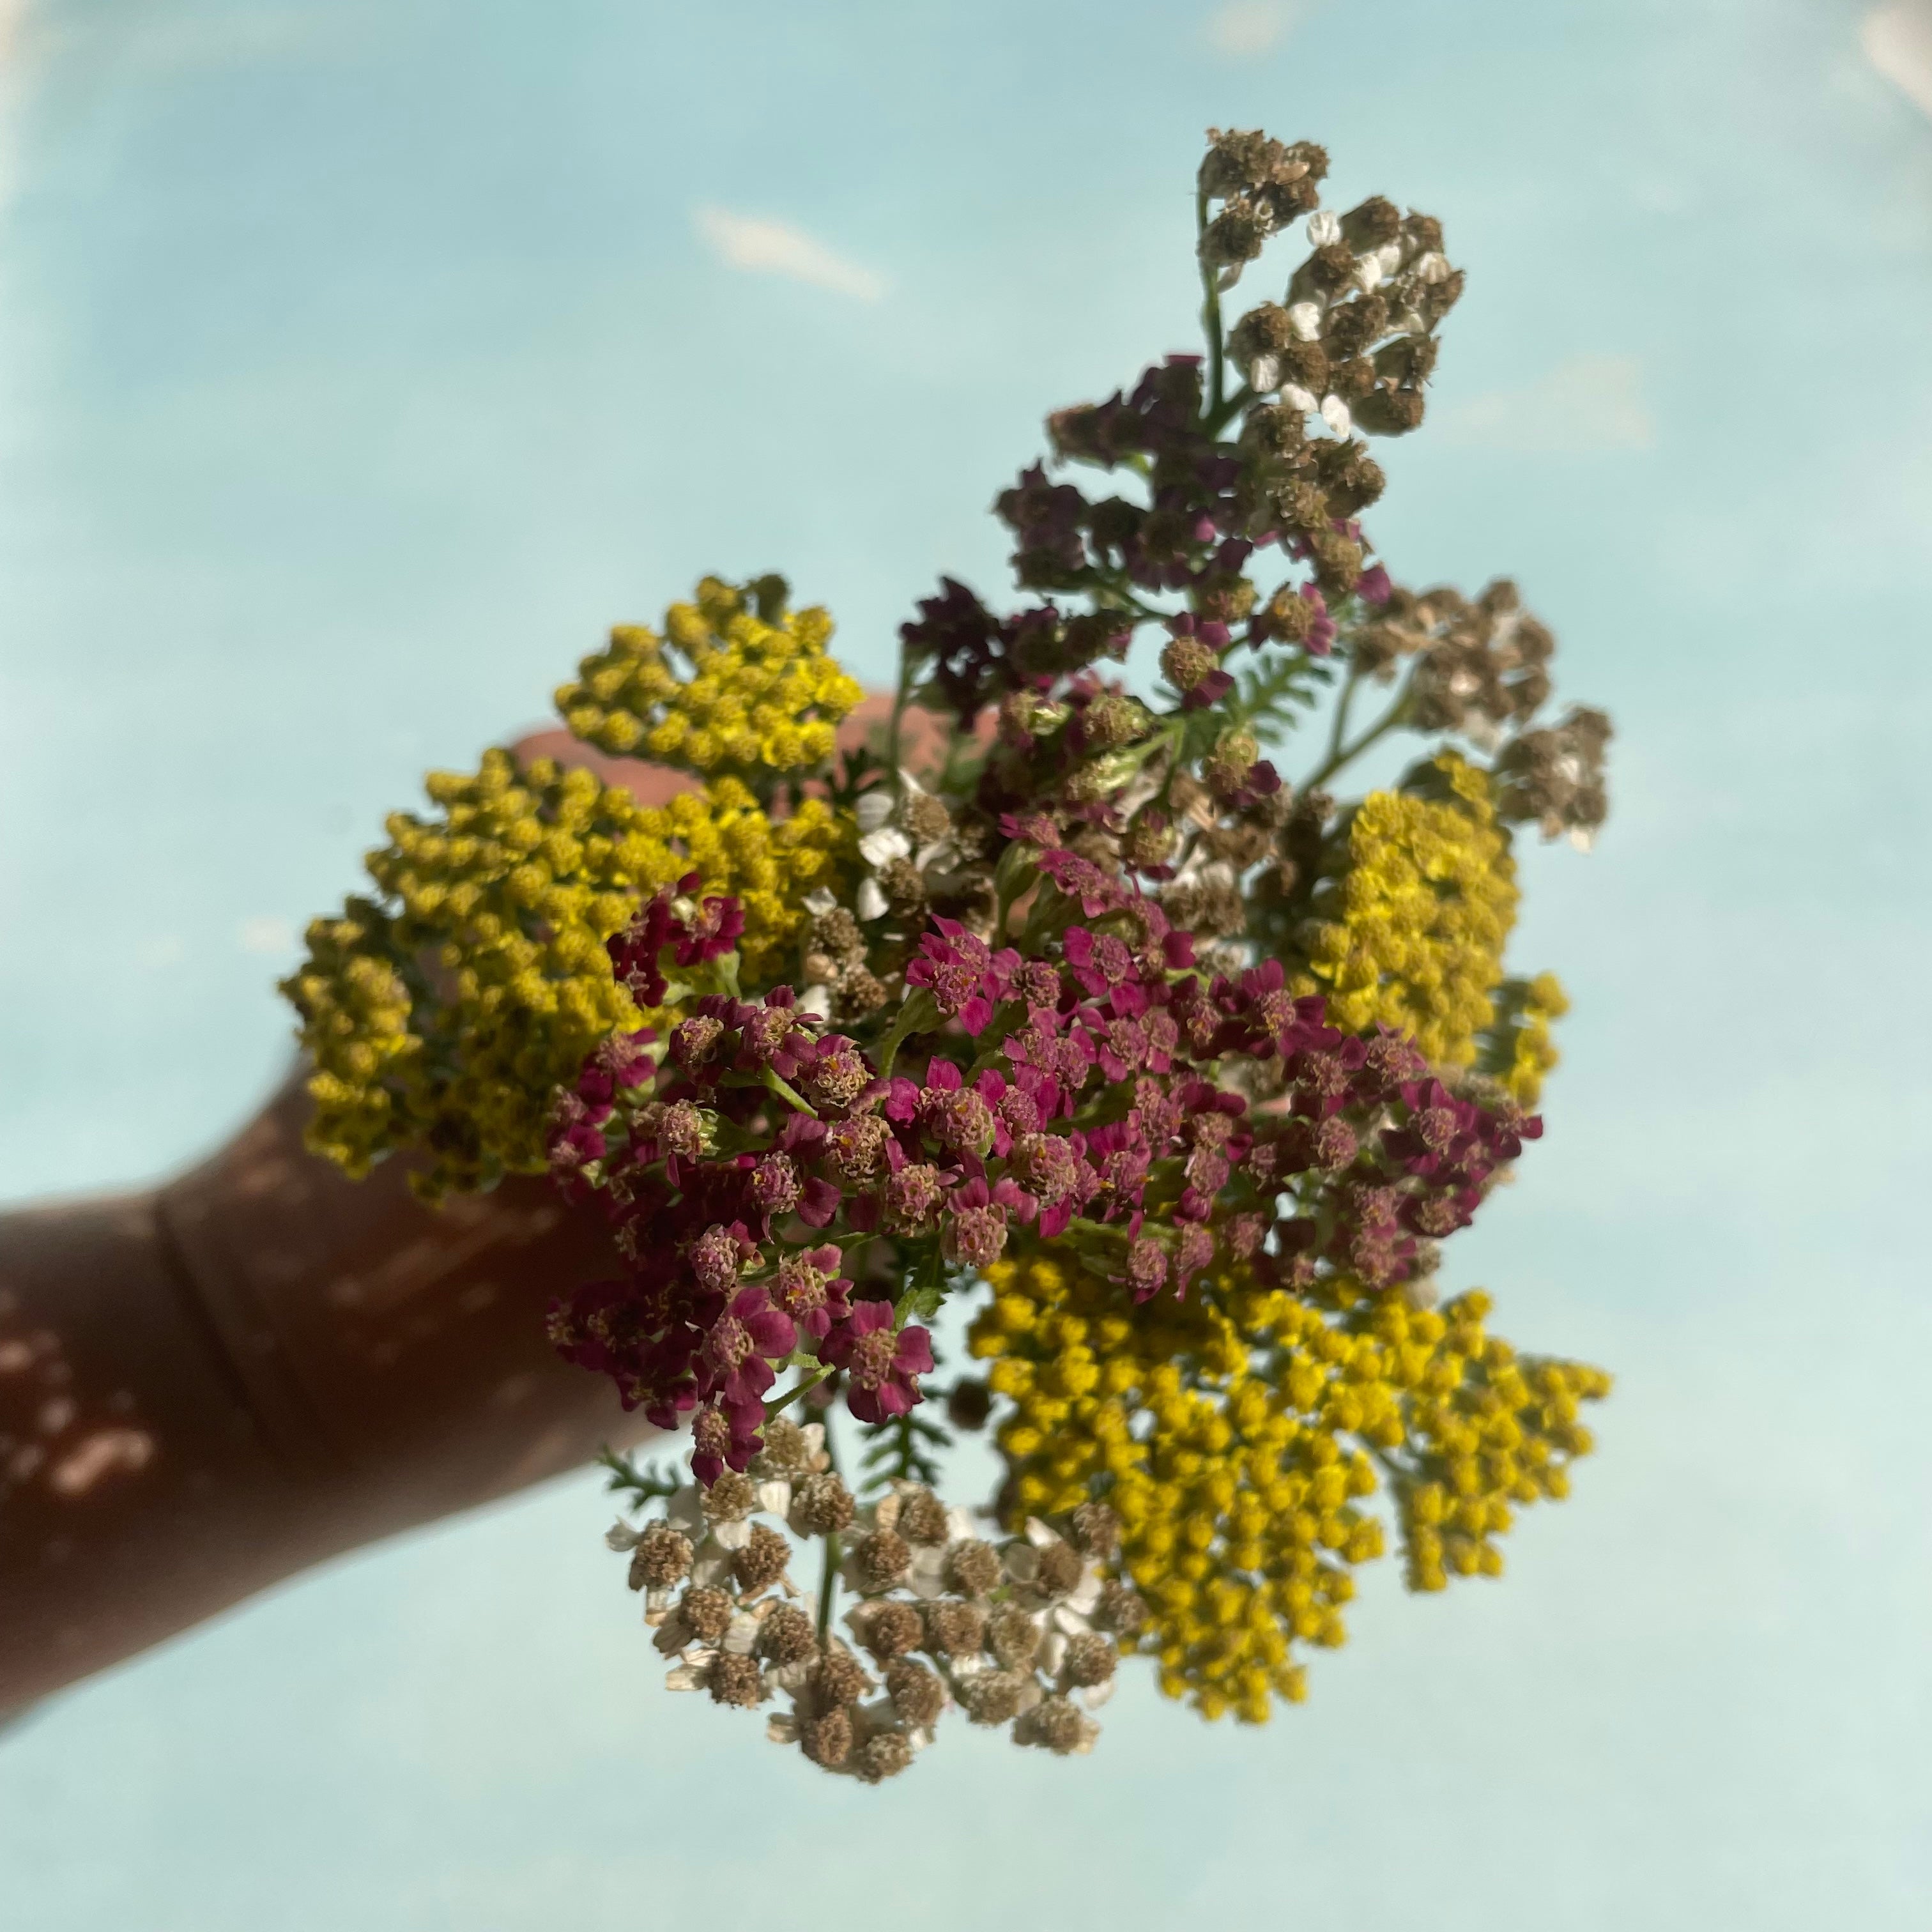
[
  {"left": 556, "top": 574, "right": 865, "bottom": 779},
  {"left": 287, "top": 127, "right": 1616, "bottom": 1779}
]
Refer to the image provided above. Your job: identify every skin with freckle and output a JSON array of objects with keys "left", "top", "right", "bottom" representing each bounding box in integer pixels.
[{"left": 0, "top": 706, "right": 930, "bottom": 1715}]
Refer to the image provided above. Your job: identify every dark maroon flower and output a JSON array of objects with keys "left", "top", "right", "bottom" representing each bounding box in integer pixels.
[
  {"left": 674, "top": 894, "right": 745, "bottom": 966},
  {"left": 900, "top": 578, "right": 1007, "bottom": 724},
  {"left": 606, "top": 882, "right": 694, "bottom": 1008},
  {"left": 770, "top": 1245, "right": 854, "bottom": 1342},
  {"left": 691, "top": 1222, "right": 755, "bottom": 1294},
  {"left": 823, "top": 1300, "right": 934, "bottom": 1425},
  {"left": 691, "top": 1403, "right": 761, "bottom": 1488},
  {"left": 702, "top": 1286, "right": 797, "bottom": 1411},
  {"left": 1161, "top": 613, "right": 1236, "bottom": 709},
  {"left": 670, "top": 1014, "right": 725, "bottom": 1077},
  {"left": 749, "top": 1153, "right": 803, "bottom": 1224}
]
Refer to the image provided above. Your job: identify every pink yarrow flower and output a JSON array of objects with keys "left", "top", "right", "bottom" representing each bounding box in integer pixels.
[{"left": 905, "top": 918, "right": 1013, "bottom": 1036}]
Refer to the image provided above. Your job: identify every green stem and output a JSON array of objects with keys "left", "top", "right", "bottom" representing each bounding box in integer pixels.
[
  {"left": 1300, "top": 682, "right": 1413, "bottom": 793},
  {"left": 817, "top": 1530, "right": 841, "bottom": 1641},
  {"left": 1197, "top": 187, "right": 1224, "bottom": 417},
  {"left": 815, "top": 1411, "right": 844, "bottom": 1640},
  {"left": 875, "top": 988, "right": 938, "bottom": 1081},
  {"left": 765, "top": 1364, "right": 834, "bottom": 1422},
  {"left": 892, "top": 1236, "right": 946, "bottom": 1326},
  {"left": 1202, "top": 383, "right": 1255, "bottom": 439},
  {"left": 885, "top": 635, "right": 915, "bottom": 801},
  {"left": 1322, "top": 664, "right": 1363, "bottom": 773}
]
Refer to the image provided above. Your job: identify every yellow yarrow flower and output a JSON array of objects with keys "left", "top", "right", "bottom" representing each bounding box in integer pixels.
[
  {"left": 1294, "top": 752, "right": 1520, "bottom": 1068},
  {"left": 969, "top": 1240, "right": 1607, "bottom": 1724},
  {"left": 555, "top": 574, "right": 864, "bottom": 784},
  {"left": 1477, "top": 969, "right": 1570, "bottom": 1108},
  {"left": 283, "top": 751, "right": 855, "bottom": 1198}
]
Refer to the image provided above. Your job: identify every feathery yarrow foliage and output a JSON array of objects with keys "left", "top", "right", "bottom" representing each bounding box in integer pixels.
[{"left": 284, "top": 126, "right": 1615, "bottom": 1780}]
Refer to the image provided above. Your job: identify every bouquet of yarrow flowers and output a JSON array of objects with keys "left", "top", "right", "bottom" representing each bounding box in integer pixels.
[{"left": 283, "top": 127, "right": 1613, "bottom": 1783}]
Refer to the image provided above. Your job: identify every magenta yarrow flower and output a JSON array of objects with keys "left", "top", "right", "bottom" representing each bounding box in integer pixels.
[
  {"left": 1126, "top": 1236, "right": 1169, "bottom": 1303},
  {"left": 905, "top": 919, "right": 1017, "bottom": 1036},
  {"left": 605, "top": 879, "right": 700, "bottom": 1008},
  {"left": 701, "top": 1286, "right": 797, "bottom": 1411},
  {"left": 822, "top": 1300, "right": 934, "bottom": 1425},
  {"left": 1036, "top": 847, "right": 1127, "bottom": 918},
  {"left": 881, "top": 1160, "right": 947, "bottom": 1232},
  {"left": 689, "top": 1403, "right": 760, "bottom": 1488},
  {"left": 674, "top": 894, "right": 746, "bottom": 966},
  {"left": 770, "top": 1245, "right": 853, "bottom": 1342},
  {"left": 749, "top": 1153, "right": 802, "bottom": 1224},
  {"left": 690, "top": 1222, "right": 756, "bottom": 1295}
]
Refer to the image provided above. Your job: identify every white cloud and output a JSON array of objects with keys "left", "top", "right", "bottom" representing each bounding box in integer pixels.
[
  {"left": 1438, "top": 353, "right": 1656, "bottom": 454},
  {"left": 693, "top": 206, "right": 885, "bottom": 302},
  {"left": 1862, "top": 2, "right": 1932, "bottom": 118},
  {"left": 1206, "top": 1, "right": 1307, "bottom": 57},
  {"left": 238, "top": 914, "right": 297, "bottom": 957}
]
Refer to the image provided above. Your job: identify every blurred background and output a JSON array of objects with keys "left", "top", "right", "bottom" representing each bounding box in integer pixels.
[{"left": 3, "top": 0, "right": 1929, "bottom": 1924}]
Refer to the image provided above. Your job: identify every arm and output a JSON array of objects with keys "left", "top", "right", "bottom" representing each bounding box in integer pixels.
[
  {"left": 0, "top": 706, "right": 937, "bottom": 1713},
  {"left": 0, "top": 1073, "right": 644, "bottom": 1715}
]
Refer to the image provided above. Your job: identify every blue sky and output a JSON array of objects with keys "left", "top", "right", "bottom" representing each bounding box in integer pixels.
[{"left": 3, "top": 1, "right": 1931, "bottom": 1926}]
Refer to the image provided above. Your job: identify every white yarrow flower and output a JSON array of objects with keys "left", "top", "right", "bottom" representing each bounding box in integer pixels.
[
  {"left": 855, "top": 877, "right": 889, "bottom": 921},
  {"left": 689, "top": 1544, "right": 733, "bottom": 1589},
  {"left": 1320, "top": 394, "right": 1353, "bottom": 436},
  {"left": 665, "top": 1646, "right": 717, "bottom": 1692},
  {"left": 664, "top": 1487, "right": 705, "bottom": 1538},
  {"left": 1306, "top": 208, "right": 1341, "bottom": 246},
  {"left": 1248, "top": 353, "right": 1282, "bottom": 393},
  {"left": 1282, "top": 383, "right": 1318, "bottom": 414},
  {"left": 858, "top": 825, "right": 912, "bottom": 869},
  {"left": 1287, "top": 300, "right": 1323, "bottom": 342}
]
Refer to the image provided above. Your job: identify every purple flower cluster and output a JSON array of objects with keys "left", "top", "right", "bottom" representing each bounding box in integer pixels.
[{"left": 548, "top": 843, "right": 1542, "bottom": 1479}]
